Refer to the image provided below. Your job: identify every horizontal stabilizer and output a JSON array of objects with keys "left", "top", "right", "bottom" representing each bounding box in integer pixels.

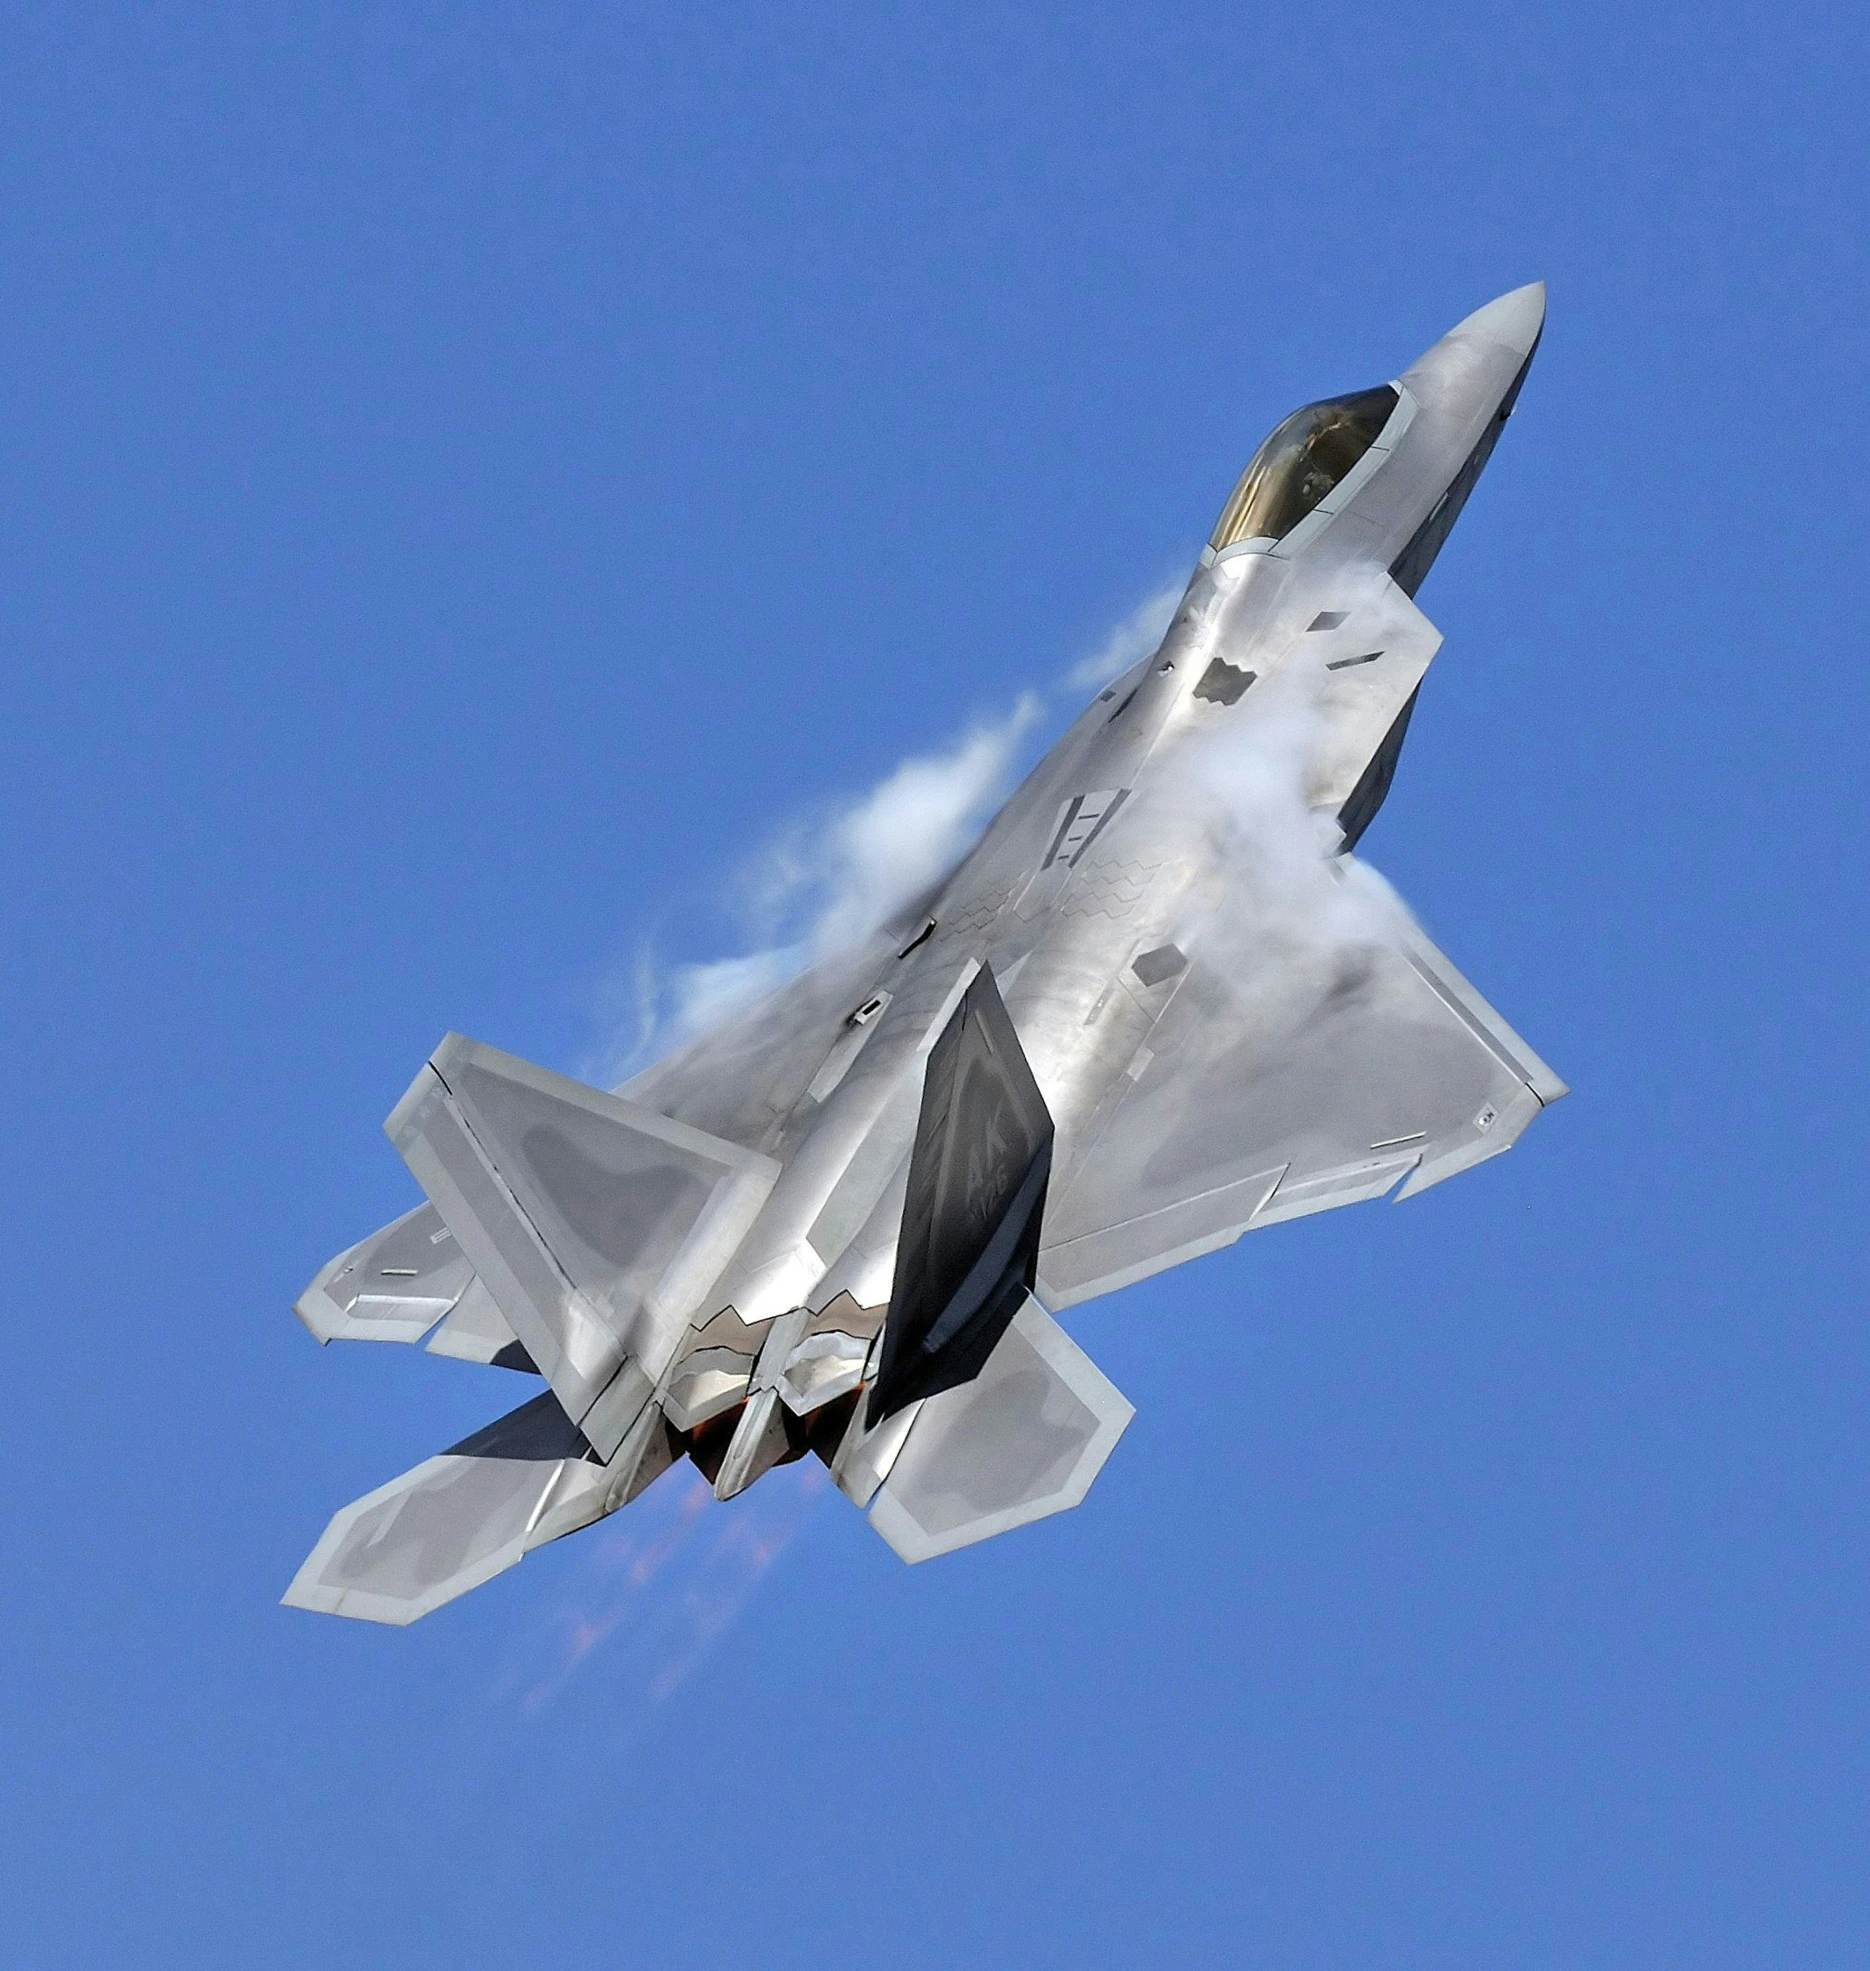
[
  {"left": 281, "top": 1393, "right": 613, "bottom": 1626},
  {"left": 868, "top": 1297, "right": 1132, "bottom": 1562},
  {"left": 386, "top": 1034, "right": 780, "bottom": 1459},
  {"left": 870, "top": 965, "right": 1054, "bottom": 1424}
]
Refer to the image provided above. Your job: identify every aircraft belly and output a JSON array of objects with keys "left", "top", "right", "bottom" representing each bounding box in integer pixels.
[{"left": 1001, "top": 857, "right": 1199, "bottom": 1181}]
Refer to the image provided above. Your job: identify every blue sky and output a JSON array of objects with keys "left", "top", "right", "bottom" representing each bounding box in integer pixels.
[{"left": 3, "top": 4, "right": 1866, "bottom": 1965}]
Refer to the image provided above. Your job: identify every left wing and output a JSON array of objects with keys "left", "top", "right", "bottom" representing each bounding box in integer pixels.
[
  {"left": 294, "top": 1201, "right": 535, "bottom": 1368},
  {"left": 294, "top": 1201, "right": 474, "bottom": 1345},
  {"left": 1037, "top": 860, "right": 1565, "bottom": 1309}
]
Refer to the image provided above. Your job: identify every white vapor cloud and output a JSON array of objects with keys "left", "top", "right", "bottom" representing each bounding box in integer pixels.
[
  {"left": 630, "top": 692, "right": 1045, "bottom": 1062},
  {"left": 1062, "top": 579, "right": 1184, "bottom": 691},
  {"left": 1174, "top": 657, "right": 1408, "bottom": 971},
  {"left": 753, "top": 695, "right": 1046, "bottom": 956},
  {"left": 604, "top": 573, "right": 1191, "bottom": 1080},
  {"left": 659, "top": 946, "right": 808, "bottom": 1054}
]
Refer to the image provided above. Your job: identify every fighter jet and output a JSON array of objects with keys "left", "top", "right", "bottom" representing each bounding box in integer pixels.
[{"left": 285, "top": 283, "right": 1565, "bottom": 1623}]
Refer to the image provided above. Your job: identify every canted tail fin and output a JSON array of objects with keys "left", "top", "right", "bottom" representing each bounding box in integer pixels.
[
  {"left": 831, "top": 969, "right": 1134, "bottom": 1557},
  {"left": 868, "top": 966, "right": 1054, "bottom": 1424}
]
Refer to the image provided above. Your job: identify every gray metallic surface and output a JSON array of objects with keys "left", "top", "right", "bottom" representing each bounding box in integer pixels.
[
  {"left": 288, "top": 286, "right": 1565, "bottom": 1620},
  {"left": 281, "top": 1391, "right": 605, "bottom": 1626},
  {"left": 1035, "top": 855, "right": 1563, "bottom": 1308},
  {"left": 422, "top": 1274, "right": 526, "bottom": 1366},
  {"left": 871, "top": 964, "right": 1054, "bottom": 1422},
  {"left": 294, "top": 1201, "right": 472, "bottom": 1346},
  {"left": 385, "top": 1033, "right": 778, "bottom": 1458},
  {"left": 868, "top": 1296, "right": 1133, "bottom": 1563}
]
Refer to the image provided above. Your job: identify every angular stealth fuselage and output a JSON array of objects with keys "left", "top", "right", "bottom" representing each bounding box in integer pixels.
[{"left": 286, "top": 286, "right": 1563, "bottom": 1623}]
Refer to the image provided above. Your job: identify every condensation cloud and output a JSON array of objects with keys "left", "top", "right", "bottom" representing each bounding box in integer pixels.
[{"left": 623, "top": 692, "right": 1045, "bottom": 1064}]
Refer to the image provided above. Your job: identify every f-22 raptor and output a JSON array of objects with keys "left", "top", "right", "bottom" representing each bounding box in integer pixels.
[{"left": 286, "top": 284, "right": 1565, "bottom": 1623}]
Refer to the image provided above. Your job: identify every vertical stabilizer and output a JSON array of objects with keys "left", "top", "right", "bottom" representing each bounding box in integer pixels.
[{"left": 869, "top": 966, "right": 1054, "bottom": 1423}]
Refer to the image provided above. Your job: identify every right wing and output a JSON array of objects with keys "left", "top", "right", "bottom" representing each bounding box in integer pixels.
[{"left": 1037, "top": 859, "right": 1565, "bottom": 1310}]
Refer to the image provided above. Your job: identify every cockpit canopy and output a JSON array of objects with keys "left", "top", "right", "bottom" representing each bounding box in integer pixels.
[{"left": 1207, "top": 384, "right": 1399, "bottom": 552}]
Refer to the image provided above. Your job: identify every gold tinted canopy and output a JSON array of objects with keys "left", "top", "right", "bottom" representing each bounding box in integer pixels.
[{"left": 1208, "top": 385, "right": 1399, "bottom": 551}]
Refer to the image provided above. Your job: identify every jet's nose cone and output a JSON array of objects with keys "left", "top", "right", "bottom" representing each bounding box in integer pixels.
[
  {"left": 1398, "top": 282, "right": 1546, "bottom": 413},
  {"left": 1445, "top": 280, "right": 1546, "bottom": 359}
]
